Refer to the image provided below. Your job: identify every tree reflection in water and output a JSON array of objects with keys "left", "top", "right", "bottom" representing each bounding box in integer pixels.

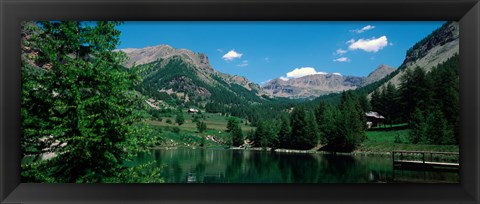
[{"left": 132, "top": 148, "right": 459, "bottom": 183}]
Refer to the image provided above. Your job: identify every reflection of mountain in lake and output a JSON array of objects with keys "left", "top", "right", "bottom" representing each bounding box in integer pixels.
[{"left": 131, "top": 148, "right": 459, "bottom": 183}]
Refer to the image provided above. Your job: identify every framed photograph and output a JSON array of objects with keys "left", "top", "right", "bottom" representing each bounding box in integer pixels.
[{"left": 1, "top": 0, "right": 479, "bottom": 203}]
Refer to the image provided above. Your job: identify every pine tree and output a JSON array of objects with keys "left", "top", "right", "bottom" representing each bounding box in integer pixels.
[
  {"left": 196, "top": 121, "right": 207, "bottom": 133},
  {"left": 370, "top": 89, "right": 381, "bottom": 113},
  {"left": 358, "top": 93, "right": 372, "bottom": 113},
  {"left": 21, "top": 21, "right": 140, "bottom": 182},
  {"left": 231, "top": 123, "right": 244, "bottom": 147},
  {"left": 304, "top": 111, "right": 319, "bottom": 148},
  {"left": 408, "top": 108, "right": 427, "bottom": 144},
  {"left": 384, "top": 82, "right": 400, "bottom": 125},
  {"left": 333, "top": 91, "right": 366, "bottom": 150},
  {"left": 289, "top": 105, "right": 318, "bottom": 149},
  {"left": 278, "top": 116, "right": 291, "bottom": 148},
  {"left": 400, "top": 67, "right": 433, "bottom": 121},
  {"left": 425, "top": 107, "right": 454, "bottom": 145},
  {"left": 226, "top": 117, "right": 240, "bottom": 132},
  {"left": 175, "top": 110, "right": 185, "bottom": 126}
]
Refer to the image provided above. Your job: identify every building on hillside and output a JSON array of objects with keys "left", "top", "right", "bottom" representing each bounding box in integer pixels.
[
  {"left": 188, "top": 108, "right": 199, "bottom": 114},
  {"left": 365, "top": 111, "right": 385, "bottom": 128}
]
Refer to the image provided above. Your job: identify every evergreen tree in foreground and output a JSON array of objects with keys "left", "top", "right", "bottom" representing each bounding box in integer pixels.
[{"left": 21, "top": 21, "right": 141, "bottom": 182}]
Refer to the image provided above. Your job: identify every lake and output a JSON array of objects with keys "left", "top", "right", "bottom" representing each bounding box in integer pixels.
[{"left": 131, "top": 148, "right": 459, "bottom": 183}]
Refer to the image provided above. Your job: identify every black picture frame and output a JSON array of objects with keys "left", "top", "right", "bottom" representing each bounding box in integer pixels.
[{"left": 1, "top": 0, "right": 479, "bottom": 203}]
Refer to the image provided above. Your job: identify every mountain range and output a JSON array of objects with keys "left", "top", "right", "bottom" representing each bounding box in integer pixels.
[
  {"left": 262, "top": 64, "right": 395, "bottom": 99},
  {"left": 119, "top": 46, "right": 395, "bottom": 100},
  {"left": 118, "top": 21, "right": 458, "bottom": 104}
]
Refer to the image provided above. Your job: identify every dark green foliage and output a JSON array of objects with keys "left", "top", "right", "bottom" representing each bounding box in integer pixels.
[
  {"left": 408, "top": 108, "right": 427, "bottom": 144},
  {"left": 394, "top": 134, "right": 402, "bottom": 144},
  {"left": 226, "top": 117, "right": 240, "bottom": 132},
  {"left": 246, "top": 129, "right": 255, "bottom": 141},
  {"left": 199, "top": 135, "right": 206, "bottom": 147},
  {"left": 370, "top": 89, "right": 381, "bottom": 114},
  {"left": 305, "top": 111, "right": 320, "bottom": 147},
  {"left": 425, "top": 107, "right": 454, "bottom": 145},
  {"left": 358, "top": 93, "right": 372, "bottom": 113},
  {"left": 319, "top": 105, "right": 341, "bottom": 147},
  {"left": 253, "top": 121, "right": 277, "bottom": 148},
  {"left": 21, "top": 21, "right": 142, "bottom": 183},
  {"left": 175, "top": 110, "right": 185, "bottom": 126},
  {"left": 397, "top": 55, "right": 458, "bottom": 145},
  {"left": 399, "top": 67, "right": 434, "bottom": 121},
  {"left": 372, "top": 82, "right": 401, "bottom": 125},
  {"left": 314, "top": 102, "right": 332, "bottom": 144},
  {"left": 133, "top": 57, "right": 270, "bottom": 123},
  {"left": 278, "top": 116, "right": 291, "bottom": 148},
  {"left": 104, "top": 162, "right": 164, "bottom": 183},
  {"left": 429, "top": 54, "right": 460, "bottom": 143},
  {"left": 408, "top": 106, "right": 455, "bottom": 145},
  {"left": 172, "top": 127, "right": 181, "bottom": 134},
  {"left": 196, "top": 121, "right": 207, "bottom": 133},
  {"left": 149, "top": 109, "right": 164, "bottom": 121},
  {"left": 226, "top": 116, "right": 244, "bottom": 146},
  {"left": 231, "top": 125, "right": 244, "bottom": 147},
  {"left": 336, "top": 91, "right": 367, "bottom": 150},
  {"left": 313, "top": 91, "right": 367, "bottom": 152},
  {"left": 289, "top": 106, "right": 318, "bottom": 149}
]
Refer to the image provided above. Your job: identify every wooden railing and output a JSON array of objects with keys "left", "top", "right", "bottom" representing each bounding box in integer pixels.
[{"left": 392, "top": 150, "right": 459, "bottom": 171}]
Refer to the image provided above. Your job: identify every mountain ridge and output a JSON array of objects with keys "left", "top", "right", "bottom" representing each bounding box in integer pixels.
[
  {"left": 118, "top": 44, "right": 264, "bottom": 97},
  {"left": 261, "top": 64, "right": 396, "bottom": 99}
]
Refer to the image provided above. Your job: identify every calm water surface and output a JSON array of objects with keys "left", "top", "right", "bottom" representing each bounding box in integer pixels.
[{"left": 132, "top": 148, "right": 459, "bottom": 183}]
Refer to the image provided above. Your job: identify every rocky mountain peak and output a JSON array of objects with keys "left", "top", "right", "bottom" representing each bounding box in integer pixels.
[
  {"left": 363, "top": 64, "right": 396, "bottom": 86},
  {"left": 374, "top": 21, "right": 459, "bottom": 90},
  {"left": 403, "top": 22, "right": 459, "bottom": 65},
  {"left": 117, "top": 44, "right": 212, "bottom": 71},
  {"left": 262, "top": 64, "right": 396, "bottom": 99}
]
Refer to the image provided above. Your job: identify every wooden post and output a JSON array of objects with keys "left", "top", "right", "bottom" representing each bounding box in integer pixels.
[{"left": 422, "top": 152, "right": 426, "bottom": 171}]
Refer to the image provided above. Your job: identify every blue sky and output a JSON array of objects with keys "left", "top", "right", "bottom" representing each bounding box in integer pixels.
[{"left": 116, "top": 21, "right": 445, "bottom": 84}]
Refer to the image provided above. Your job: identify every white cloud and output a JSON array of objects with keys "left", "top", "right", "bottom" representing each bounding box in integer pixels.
[
  {"left": 346, "top": 39, "right": 355, "bottom": 44},
  {"left": 336, "top": 49, "right": 347, "bottom": 55},
  {"left": 347, "top": 36, "right": 388, "bottom": 52},
  {"left": 222, "top": 50, "right": 243, "bottom": 61},
  {"left": 333, "top": 57, "right": 350, "bottom": 62},
  {"left": 351, "top": 25, "right": 375, "bottom": 33},
  {"left": 332, "top": 72, "right": 342, "bottom": 76},
  {"left": 286, "top": 67, "right": 321, "bottom": 78},
  {"left": 237, "top": 60, "right": 249, "bottom": 67},
  {"left": 280, "top": 67, "right": 328, "bottom": 80},
  {"left": 280, "top": 76, "right": 290, "bottom": 81},
  {"left": 216, "top": 48, "right": 224, "bottom": 53},
  {"left": 260, "top": 79, "right": 272, "bottom": 85}
]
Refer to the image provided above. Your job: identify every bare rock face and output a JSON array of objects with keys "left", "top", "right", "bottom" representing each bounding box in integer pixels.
[
  {"left": 118, "top": 45, "right": 213, "bottom": 71},
  {"left": 262, "top": 73, "right": 365, "bottom": 99},
  {"left": 375, "top": 21, "right": 459, "bottom": 90},
  {"left": 363, "top": 64, "right": 396, "bottom": 86},
  {"left": 262, "top": 66, "right": 395, "bottom": 99}
]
